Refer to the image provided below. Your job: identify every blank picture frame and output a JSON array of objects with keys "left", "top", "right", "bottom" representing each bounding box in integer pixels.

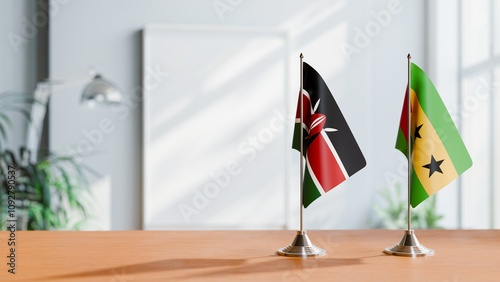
[{"left": 142, "top": 24, "right": 291, "bottom": 229}]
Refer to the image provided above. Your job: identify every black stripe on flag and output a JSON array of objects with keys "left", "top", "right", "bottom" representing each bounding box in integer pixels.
[{"left": 302, "top": 62, "right": 366, "bottom": 176}]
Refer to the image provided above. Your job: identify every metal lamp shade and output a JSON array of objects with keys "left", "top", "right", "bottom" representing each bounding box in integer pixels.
[{"left": 81, "top": 74, "right": 122, "bottom": 105}]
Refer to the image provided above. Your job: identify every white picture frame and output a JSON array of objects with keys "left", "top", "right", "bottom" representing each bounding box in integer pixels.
[{"left": 142, "top": 24, "right": 291, "bottom": 230}]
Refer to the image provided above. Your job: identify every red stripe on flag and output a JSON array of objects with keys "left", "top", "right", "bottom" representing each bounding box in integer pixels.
[
  {"left": 399, "top": 86, "right": 409, "bottom": 143},
  {"left": 295, "top": 91, "right": 312, "bottom": 126},
  {"left": 307, "top": 133, "right": 346, "bottom": 192}
]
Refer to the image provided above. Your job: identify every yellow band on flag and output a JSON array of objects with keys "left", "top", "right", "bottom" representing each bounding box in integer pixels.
[
  {"left": 396, "top": 63, "right": 472, "bottom": 207},
  {"left": 410, "top": 89, "right": 459, "bottom": 196}
]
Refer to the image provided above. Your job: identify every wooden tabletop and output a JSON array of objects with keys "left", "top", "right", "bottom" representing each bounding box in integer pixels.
[{"left": 1, "top": 229, "right": 499, "bottom": 281}]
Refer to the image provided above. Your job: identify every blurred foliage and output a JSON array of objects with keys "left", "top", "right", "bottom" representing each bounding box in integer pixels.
[
  {"left": 0, "top": 92, "right": 94, "bottom": 230},
  {"left": 373, "top": 182, "right": 444, "bottom": 229}
]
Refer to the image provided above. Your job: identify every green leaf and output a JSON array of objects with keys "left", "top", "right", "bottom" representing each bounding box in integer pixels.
[{"left": 1, "top": 144, "right": 93, "bottom": 230}]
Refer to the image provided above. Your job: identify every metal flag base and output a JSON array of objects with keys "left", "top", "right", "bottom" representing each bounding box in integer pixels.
[
  {"left": 277, "top": 230, "right": 326, "bottom": 257},
  {"left": 383, "top": 230, "right": 434, "bottom": 257}
]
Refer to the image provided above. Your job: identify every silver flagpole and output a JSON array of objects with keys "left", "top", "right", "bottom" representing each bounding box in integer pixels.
[
  {"left": 383, "top": 54, "right": 434, "bottom": 257},
  {"left": 277, "top": 53, "right": 325, "bottom": 257},
  {"left": 299, "top": 53, "right": 304, "bottom": 232},
  {"left": 407, "top": 53, "right": 412, "bottom": 233}
]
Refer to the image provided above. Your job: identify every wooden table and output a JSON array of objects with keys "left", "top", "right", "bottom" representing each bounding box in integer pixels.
[{"left": 0, "top": 230, "right": 499, "bottom": 281}]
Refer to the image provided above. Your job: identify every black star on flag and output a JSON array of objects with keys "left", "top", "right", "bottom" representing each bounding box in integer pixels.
[
  {"left": 414, "top": 124, "right": 423, "bottom": 140},
  {"left": 422, "top": 155, "right": 444, "bottom": 177},
  {"left": 395, "top": 62, "right": 472, "bottom": 208}
]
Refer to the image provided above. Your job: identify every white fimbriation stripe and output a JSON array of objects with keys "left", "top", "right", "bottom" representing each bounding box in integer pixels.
[
  {"left": 305, "top": 130, "right": 349, "bottom": 194},
  {"left": 321, "top": 130, "right": 349, "bottom": 179},
  {"left": 295, "top": 119, "right": 309, "bottom": 132},
  {"left": 302, "top": 89, "right": 312, "bottom": 107},
  {"left": 305, "top": 154, "right": 326, "bottom": 196}
]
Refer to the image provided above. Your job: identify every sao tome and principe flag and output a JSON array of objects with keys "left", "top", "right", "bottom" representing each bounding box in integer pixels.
[
  {"left": 293, "top": 62, "right": 366, "bottom": 208},
  {"left": 396, "top": 62, "right": 472, "bottom": 208}
]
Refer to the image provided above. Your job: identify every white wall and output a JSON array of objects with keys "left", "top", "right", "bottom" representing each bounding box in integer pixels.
[
  {"left": 49, "top": 0, "right": 426, "bottom": 230},
  {"left": 429, "top": 0, "right": 500, "bottom": 229},
  {"left": 0, "top": 0, "right": 38, "bottom": 150}
]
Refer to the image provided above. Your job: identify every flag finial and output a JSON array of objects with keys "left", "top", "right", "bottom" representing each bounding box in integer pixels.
[
  {"left": 300, "top": 53, "right": 303, "bottom": 59},
  {"left": 407, "top": 53, "right": 411, "bottom": 59}
]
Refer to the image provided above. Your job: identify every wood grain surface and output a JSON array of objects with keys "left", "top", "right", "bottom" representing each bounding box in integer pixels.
[{"left": 0, "top": 230, "right": 499, "bottom": 281}]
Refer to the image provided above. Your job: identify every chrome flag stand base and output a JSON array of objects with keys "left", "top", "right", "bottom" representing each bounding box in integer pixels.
[
  {"left": 383, "top": 230, "right": 434, "bottom": 257},
  {"left": 277, "top": 230, "right": 326, "bottom": 257}
]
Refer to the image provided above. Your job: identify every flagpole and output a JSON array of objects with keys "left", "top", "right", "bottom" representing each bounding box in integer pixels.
[
  {"left": 299, "top": 53, "right": 304, "bottom": 232},
  {"left": 277, "top": 53, "right": 325, "bottom": 257},
  {"left": 383, "top": 53, "right": 434, "bottom": 257},
  {"left": 407, "top": 53, "right": 412, "bottom": 232}
]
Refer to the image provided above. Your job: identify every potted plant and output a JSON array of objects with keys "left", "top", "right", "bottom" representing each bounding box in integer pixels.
[{"left": 0, "top": 92, "right": 94, "bottom": 230}]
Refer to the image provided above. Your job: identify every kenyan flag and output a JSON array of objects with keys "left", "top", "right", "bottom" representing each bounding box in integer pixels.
[
  {"left": 293, "top": 62, "right": 366, "bottom": 208},
  {"left": 396, "top": 63, "right": 472, "bottom": 207}
]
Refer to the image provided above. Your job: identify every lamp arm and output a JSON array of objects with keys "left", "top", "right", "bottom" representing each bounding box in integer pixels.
[
  {"left": 25, "top": 82, "right": 51, "bottom": 162},
  {"left": 25, "top": 68, "right": 120, "bottom": 161},
  {"left": 44, "top": 68, "right": 96, "bottom": 89},
  {"left": 25, "top": 68, "right": 96, "bottom": 161}
]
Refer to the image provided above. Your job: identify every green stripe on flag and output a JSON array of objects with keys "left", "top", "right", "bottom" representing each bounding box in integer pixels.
[
  {"left": 292, "top": 122, "right": 301, "bottom": 151},
  {"left": 395, "top": 128, "right": 407, "bottom": 157},
  {"left": 303, "top": 167, "right": 321, "bottom": 208},
  {"left": 410, "top": 166, "right": 430, "bottom": 208},
  {"left": 411, "top": 63, "right": 473, "bottom": 174}
]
